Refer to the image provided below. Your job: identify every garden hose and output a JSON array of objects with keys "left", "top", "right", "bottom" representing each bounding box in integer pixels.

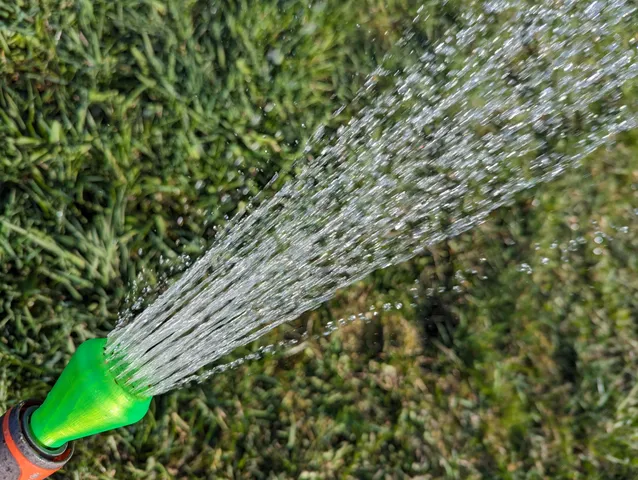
[
  {"left": 0, "top": 339, "right": 152, "bottom": 478},
  {"left": 0, "top": 401, "right": 74, "bottom": 480}
]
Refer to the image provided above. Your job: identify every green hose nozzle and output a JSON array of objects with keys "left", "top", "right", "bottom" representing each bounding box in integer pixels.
[{"left": 30, "top": 338, "right": 152, "bottom": 449}]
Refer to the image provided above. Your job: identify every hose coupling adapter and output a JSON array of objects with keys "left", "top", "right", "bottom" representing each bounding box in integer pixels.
[{"left": 0, "top": 400, "right": 74, "bottom": 480}]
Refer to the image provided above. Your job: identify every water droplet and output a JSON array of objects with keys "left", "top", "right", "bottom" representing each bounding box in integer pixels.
[{"left": 518, "top": 263, "right": 533, "bottom": 275}]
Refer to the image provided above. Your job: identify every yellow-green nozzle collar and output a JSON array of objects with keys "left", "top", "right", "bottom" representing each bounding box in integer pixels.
[{"left": 30, "top": 338, "right": 152, "bottom": 448}]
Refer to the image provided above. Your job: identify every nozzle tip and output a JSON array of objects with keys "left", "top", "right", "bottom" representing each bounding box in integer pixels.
[{"left": 30, "top": 339, "right": 152, "bottom": 448}]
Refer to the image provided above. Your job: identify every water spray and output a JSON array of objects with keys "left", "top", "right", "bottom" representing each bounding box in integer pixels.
[{"left": 0, "top": 339, "right": 151, "bottom": 479}]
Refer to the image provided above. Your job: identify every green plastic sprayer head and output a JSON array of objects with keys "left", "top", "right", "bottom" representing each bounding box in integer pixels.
[{"left": 29, "top": 338, "right": 152, "bottom": 449}]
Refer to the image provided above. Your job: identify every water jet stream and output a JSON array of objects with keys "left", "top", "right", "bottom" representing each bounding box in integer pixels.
[{"left": 106, "top": 0, "right": 637, "bottom": 397}]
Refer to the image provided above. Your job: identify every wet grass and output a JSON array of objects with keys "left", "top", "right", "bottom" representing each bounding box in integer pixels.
[{"left": 1, "top": 0, "right": 638, "bottom": 478}]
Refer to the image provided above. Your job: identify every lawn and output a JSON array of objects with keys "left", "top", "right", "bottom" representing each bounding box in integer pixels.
[{"left": 1, "top": 0, "right": 638, "bottom": 478}]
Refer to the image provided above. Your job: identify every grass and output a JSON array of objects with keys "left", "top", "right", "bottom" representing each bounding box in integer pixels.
[{"left": 1, "top": 0, "right": 638, "bottom": 478}]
